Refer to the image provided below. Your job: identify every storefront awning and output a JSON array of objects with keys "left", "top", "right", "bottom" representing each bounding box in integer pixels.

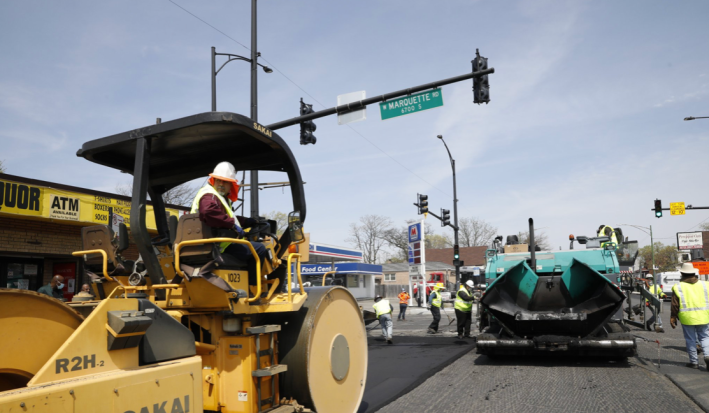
[{"left": 301, "top": 262, "right": 382, "bottom": 276}]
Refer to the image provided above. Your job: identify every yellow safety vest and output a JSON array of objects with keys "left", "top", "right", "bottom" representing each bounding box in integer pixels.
[
  {"left": 672, "top": 281, "right": 709, "bottom": 326},
  {"left": 645, "top": 285, "right": 666, "bottom": 304},
  {"left": 431, "top": 291, "right": 442, "bottom": 308},
  {"left": 597, "top": 225, "right": 618, "bottom": 247},
  {"left": 190, "top": 185, "right": 239, "bottom": 253},
  {"left": 454, "top": 286, "right": 473, "bottom": 312},
  {"left": 373, "top": 299, "right": 392, "bottom": 318}
]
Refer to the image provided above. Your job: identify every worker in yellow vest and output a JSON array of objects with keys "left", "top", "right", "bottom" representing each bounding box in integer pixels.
[
  {"left": 597, "top": 225, "right": 618, "bottom": 248},
  {"left": 426, "top": 283, "right": 446, "bottom": 334},
  {"left": 373, "top": 296, "right": 394, "bottom": 344},
  {"left": 643, "top": 276, "right": 666, "bottom": 333},
  {"left": 454, "top": 280, "right": 475, "bottom": 339},
  {"left": 670, "top": 263, "right": 709, "bottom": 369},
  {"left": 191, "top": 162, "right": 266, "bottom": 284}
]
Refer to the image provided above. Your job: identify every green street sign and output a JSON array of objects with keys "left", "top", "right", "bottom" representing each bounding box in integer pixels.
[{"left": 379, "top": 89, "right": 443, "bottom": 120}]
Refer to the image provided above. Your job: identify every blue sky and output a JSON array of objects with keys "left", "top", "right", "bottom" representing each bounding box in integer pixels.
[{"left": 1, "top": 0, "right": 708, "bottom": 254}]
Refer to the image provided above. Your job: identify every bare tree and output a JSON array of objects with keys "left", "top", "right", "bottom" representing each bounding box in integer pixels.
[
  {"left": 516, "top": 230, "right": 551, "bottom": 251},
  {"left": 115, "top": 183, "right": 197, "bottom": 207},
  {"left": 380, "top": 220, "right": 443, "bottom": 261},
  {"left": 263, "top": 211, "right": 287, "bottom": 236},
  {"left": 458, "top": 217, "right": 498, "bottom": 247},
  {"left": 700, "top": 223, "right": 709, "bottom": 231},
  {"left": 0, "top": 159, "right": 5, "bottom": 173},
  {"left": 381, "top": 226, "right": 410, "bottom": 262},
  {"left": 346, "top": 215, "right": 393, "bottom": 264}
]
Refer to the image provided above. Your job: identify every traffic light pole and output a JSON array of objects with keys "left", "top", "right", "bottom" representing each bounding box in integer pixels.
[
  {"left": 249, "top": 0, "right": 260, "bottom": 219},
  {"left": 266, "top": 67, "right": 495, "bottom": 131},
  {"left": 438, "top": 135, "right": 460, "bottom": 287}
]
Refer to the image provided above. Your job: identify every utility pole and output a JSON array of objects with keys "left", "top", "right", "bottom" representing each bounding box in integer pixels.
[
  {"left": 249, "top": 0, "right": 260, "bottom": 219},
  {"left": 650, "top": 224, "right": 655, "bottom": 290}
]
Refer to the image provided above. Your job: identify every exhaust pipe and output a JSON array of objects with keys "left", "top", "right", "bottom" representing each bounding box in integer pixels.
[{"left": 529, "top": 218, "right": 536, "bottom": 271}]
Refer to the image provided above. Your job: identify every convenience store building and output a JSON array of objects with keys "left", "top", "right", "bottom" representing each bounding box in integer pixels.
[{"left": 0, "top": 173, "right": 188, "bottom": 301}]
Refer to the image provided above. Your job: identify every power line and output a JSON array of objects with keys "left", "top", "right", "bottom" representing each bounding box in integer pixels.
[
  {"left": 167, "top": 0, "right": 249, "bottom": 51},
  {"left": 687, "top": 215, "right": 709, "bottom": 231},
  {"left": 166, "top": 0, "right": 451, "bottom": 198}
]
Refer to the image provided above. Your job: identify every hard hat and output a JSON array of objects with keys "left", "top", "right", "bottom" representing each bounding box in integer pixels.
[
  {"left": 465, "top": 280, "right": 474, "bottom": 288},
  {"left": 210, "top": 161, "right": 237, "bottom": 182},
  {"left": 374, "top": 295, "right": 383, "bottom": 302},
  {"left": 208, "top": 162, "right": 240, "bottom": 202},
  {"left": 435, "top": 283, "right": 445, "bottom": 290},
  {"left": 401, "top": 288, "right": 406, "bottom": 292}
]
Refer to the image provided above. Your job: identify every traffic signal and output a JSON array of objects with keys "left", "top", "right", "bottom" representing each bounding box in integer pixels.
[
  {"left": 654, "top": 199, "right": 663, "bottom": 218},
  {"left": 454, "top": 244, "right": 460, "bottom": 260},
  {"left": 417, "top": 194, "right": 429, "bottom": 215},
  {"left": 441, "top": 209, "right": 451, "bottom": 227},
  {"left": 472, "top": 49, "right": 490, "bottom": 104},
  {"left": 299, "top": 98, "right": 317, "bottom": 145}
]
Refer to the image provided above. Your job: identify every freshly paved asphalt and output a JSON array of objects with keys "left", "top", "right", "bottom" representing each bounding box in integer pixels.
[
  {"left": 358, "top": 298, "right": 709, "bottom": 413},
  {"left": 358, "top": 301, "right": 471, "bottom": 413}
]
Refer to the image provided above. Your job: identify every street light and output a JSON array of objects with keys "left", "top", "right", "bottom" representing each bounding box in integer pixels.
[
  {"left": 436, "top": 134, "right": 460, "bottom": 286},
  {"left": 684, "top": 116, "right": 709, "bottom": 121},
  {"left": 211, "top": 47, "right": 272, "bottom": 112}
]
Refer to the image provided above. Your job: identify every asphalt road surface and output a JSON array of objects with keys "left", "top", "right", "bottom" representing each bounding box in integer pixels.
[{"left": 358, "top": 300, "right": 708, "bottom": 413}]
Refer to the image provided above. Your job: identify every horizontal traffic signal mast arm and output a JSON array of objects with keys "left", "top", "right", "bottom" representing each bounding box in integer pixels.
[
  {"left": 650, "top": 206, "right": 709, "bottom": 211},
  {"left": 414, "top": 207, "right": 459, "bottom": 231},
  {"left": 266, "top": 67, "right": 495, "bottom": 131}
]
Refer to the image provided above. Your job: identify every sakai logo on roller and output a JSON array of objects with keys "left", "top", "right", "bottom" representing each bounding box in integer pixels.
[
  {"left": 49, "top": 194, "right": 80, "bottom": 221},
  {"left": 123, "top": 395, "right": 191, "bottom": 413}
]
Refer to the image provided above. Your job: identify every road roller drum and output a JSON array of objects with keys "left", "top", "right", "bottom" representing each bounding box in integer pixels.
[{"left": 257, "top": 286, "right": 368, "bottom": 413}]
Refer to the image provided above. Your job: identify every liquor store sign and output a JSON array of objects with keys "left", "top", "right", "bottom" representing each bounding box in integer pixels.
[{"left": 0, "top": 178, "right": 183, "bottom": 230}]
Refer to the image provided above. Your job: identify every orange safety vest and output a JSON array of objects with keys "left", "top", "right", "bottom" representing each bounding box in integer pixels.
[{"left": 398, "top": 292, "right": 410, "bottom": 304}]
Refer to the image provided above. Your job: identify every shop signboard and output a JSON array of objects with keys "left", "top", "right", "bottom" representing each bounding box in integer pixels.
[
  {"left": 0, "top": 177, "right": 185, "bottom": 231},
  {"left": 677, "top": 232, "right": 703, "bottom": 250}
]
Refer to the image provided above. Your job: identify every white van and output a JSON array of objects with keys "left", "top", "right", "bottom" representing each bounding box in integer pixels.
[{"left": 660, "top": 271, "right": 681, "bottom": 300}]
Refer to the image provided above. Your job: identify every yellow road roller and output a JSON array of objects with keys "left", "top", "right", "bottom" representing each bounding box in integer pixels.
[{"left": 0, "top": 112, "right": 368, "bottom": 413}]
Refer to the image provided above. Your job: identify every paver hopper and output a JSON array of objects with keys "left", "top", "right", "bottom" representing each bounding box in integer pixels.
[{"left": 477, "top": 219, "right": 636, "bottom": 357}]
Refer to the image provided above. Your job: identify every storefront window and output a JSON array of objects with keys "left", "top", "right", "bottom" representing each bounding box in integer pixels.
[
  {"left": 2, "top": 259, "right": 42, "bottom": 291},
  {"left": 347, "top": 274, "right": 358, "bottom": 288}
]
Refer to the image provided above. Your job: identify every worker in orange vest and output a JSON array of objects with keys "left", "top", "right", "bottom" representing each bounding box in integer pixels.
[{"left": 397, "top": 288, "right": 411, "bottom": 321}]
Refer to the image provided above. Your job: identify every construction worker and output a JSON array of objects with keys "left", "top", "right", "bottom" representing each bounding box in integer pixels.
[
  {"left": 427, "top": 283, "right": 446, "bottom": 334},
  {"left": 455, "top": 280, "right": 475, "bottom": 339},
  {"left": 643, "top": 276, "right": 666, "bottom": 333},
  {"left": 397, "top": 288, "right": 410, "bottom": 321},
  {"left": 191, "top": 162, "right": 266, "bottom": 284},
  {"left": 597, "top": 225, "right": 618, "bottom": 247},
  {"left": 670, "top": 263, "right": 709, "bottom": 369},
  {"left": 373, "top": 296, "right": 394, "bottom": 344}
]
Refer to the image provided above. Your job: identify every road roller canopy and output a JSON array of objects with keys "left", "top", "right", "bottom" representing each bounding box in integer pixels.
[{"left": 77, "top": 111, "right": 306, "bottom": 220}]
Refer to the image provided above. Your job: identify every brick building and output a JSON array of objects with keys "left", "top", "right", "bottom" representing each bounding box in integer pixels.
[
  {"left": 0, "top": 173, "right": 188, "bottom": 301},
  {"left": 425, "top": 246, "right": 488, "bottom": 267}
]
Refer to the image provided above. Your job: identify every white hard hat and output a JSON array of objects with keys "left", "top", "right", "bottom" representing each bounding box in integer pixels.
[
  {"left": 209, "top": 161, "right": 237, "bottom": 182},
  {"left": 465, "top": 280, "right": 474, "bottom": 288}
]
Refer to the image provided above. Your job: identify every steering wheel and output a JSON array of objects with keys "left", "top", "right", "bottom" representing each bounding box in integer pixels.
[{"left": 246, "top": 220, "right": 274, "bottom": 242}]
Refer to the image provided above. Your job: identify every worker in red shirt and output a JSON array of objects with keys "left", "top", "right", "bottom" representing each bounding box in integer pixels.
[
  {"left": 190, "top": 162, "right": 266, "bottom": 284},
  {"left": 397, "top": 288, "right": 410, "bottom": 321}
]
